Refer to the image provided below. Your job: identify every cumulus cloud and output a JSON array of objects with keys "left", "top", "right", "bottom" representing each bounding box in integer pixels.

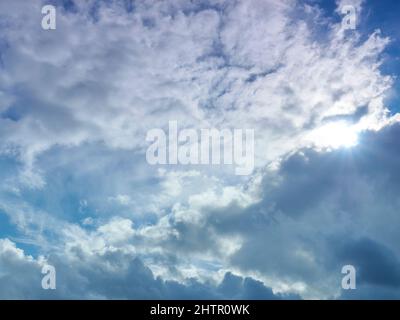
[
  {"left": 0, "top": 236, "right": 298, "bottom": 299},
  {"left": 0, "top": 0, "right": 398, "bottom": 299}
]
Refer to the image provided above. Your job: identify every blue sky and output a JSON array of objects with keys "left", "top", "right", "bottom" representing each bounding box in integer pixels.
[{"left": 0, "top": 0, "right": 400, "bottom": 299}]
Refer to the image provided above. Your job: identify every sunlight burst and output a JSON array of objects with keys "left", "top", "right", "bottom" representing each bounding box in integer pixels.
[{"left": 307, "top": 121, "right": 359, "bottom": 149}]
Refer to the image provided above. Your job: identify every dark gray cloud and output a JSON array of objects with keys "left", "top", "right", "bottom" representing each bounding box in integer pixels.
[
  {"left": 227, "top": 123, "right": 400, "bottom": 298},
  {"left": 0, "top": 238, "right": 293, "bottom": 299}
]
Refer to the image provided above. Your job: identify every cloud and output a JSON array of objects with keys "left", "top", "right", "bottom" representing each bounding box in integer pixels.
[
  {"left": 217, "top": 122, "right": 400, "bottom": 298},
  {"left": 111, "top": 121, "right": 400, "bottom": 299},
  {"left": 0, "top": 0, "right": 393, "bottom": 171},
  {"left": 0, "top": 0, "right": 398, "bottom": 299},
  {"left": 0, "top": 239, "right": 46, "bottom": 299},
  {"left": 0, "top": 237, "right": 294, "bottom": 299}
]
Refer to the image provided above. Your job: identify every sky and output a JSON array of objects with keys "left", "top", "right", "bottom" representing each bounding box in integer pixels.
[{"left": 0, "top": 0, "right": 399, "bottom": 299}]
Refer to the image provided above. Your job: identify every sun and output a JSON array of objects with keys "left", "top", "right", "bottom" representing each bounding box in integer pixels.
[{"left": 307, "top": 121, "right": 359, "bottom": 149}]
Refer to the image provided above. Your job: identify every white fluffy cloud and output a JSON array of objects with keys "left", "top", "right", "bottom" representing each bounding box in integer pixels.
[{"left": 0, "top": 0, "right": 393, "bottom": 168}]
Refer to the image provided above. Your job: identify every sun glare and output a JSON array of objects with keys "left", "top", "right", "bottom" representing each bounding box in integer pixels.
[{"left": 308, "top": 121, "right": 359, "bottom": 149}]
